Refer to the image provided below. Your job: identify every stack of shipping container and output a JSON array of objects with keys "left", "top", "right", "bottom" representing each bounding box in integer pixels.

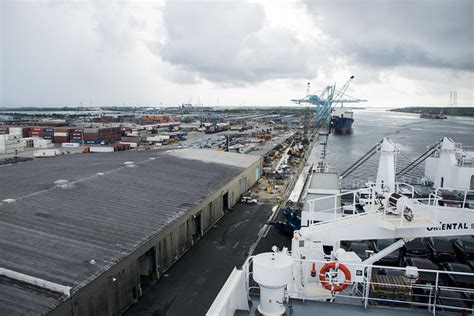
[
  {"left": 29, "top": 127, "right": 54, "bottom": 140},
  {"left": 0, "top": 126, "right": 124, "bottom": 144},
  {"left": 71, "top": 128, "right": 84, "bottom": 143},
  {"left": 53, "top": 128, "right": 71, "bottom": 143},
  {"left": 82, "top": 127, "right": 121, "bottom": 145}
]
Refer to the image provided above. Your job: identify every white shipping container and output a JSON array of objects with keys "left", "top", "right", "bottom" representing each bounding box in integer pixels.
[
  {"left": 9, "top": 127, "right": 23, "bottom": 136},
  {"left": 20, "top": 138, "right": 34, "bottom": 147},
  {"left": 0, "top": 134, "right": 24, "bottom": 154},
  {"left": 54, "top": 132, "right": 68, "bottom": 137},
  {"left": 34, "top": 149, "right": 60, "bottom": 157},
  {"left": 90, "top": 146, "right": 114, "bottom": 153},
  {"left": 33, "top": 138, "right": 54, "bottom": 148},
  {"left": 147, "top": 135, "right": 170, "bottom": 142},
  {"left": 62, "top": 143, "right": 80, "bottom": 148}
]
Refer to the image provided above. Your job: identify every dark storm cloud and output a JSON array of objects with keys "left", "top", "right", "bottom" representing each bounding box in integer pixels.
[
  {"left": 304, "top": 0, "right": 474, "bottom": 72},
  {"left": 158, "top": 2, "right": 317, "bottom": 84}
]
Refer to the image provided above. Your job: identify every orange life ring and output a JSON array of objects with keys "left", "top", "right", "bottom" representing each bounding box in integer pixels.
[{"left": 319, "top": 262, "right": 351, "bottom": 292}]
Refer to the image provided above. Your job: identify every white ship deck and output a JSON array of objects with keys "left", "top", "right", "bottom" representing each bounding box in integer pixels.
[{"left": 236, "top": 297, "right": 450, "bottom": 316}]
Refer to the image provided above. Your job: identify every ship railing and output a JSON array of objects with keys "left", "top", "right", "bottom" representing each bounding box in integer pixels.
[
  {"left": 433, "top": 187, "right": 474, "bottom": 209},
  {"left": 305, "top": 183, "right": 418, "bottom": 225},
  {"left": 242, "top": 256, "right": 474, "bottom": 315},
  {"left": 342, "top": 176, "right": 433, "bottom": 189}
]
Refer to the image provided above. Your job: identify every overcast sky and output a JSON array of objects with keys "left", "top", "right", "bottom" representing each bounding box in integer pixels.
[{"left": 1, "top": 0, "right": 473, "bottom": 107}]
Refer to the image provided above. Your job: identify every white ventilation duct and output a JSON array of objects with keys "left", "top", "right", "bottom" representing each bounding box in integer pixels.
[{"left": 253, "top": 251, "right": 293, "bottom": 315}]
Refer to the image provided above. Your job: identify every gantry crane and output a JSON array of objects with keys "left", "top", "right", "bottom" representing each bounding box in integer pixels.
[{"left": 292, "top": 76, "right": 367, "bottom": 127}]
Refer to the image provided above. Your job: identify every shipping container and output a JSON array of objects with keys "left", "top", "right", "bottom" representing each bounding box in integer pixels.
[
  {"left": 90, "top": 146, "right": 114, "bottom": 153},
  {"left": 53, "top": 136, "right": 70, "bottom": 143},
  {"left": 62, "top": 143, "right": 80, "bottom": 148},
  {"left": 83, "top": 128, "right": 99, "bottom": 133},
  {"left": 34, "top": 149, "right": 60, "bottom": 157}
]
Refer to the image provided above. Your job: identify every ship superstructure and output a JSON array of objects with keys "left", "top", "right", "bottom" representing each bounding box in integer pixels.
[{"left": 207, "top": 136, "right": 474, "bottom": 315}]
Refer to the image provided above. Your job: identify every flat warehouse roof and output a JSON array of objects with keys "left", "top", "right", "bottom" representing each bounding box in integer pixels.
[{"left": 0, "top": 149, "right": 260, "bottom": 314}]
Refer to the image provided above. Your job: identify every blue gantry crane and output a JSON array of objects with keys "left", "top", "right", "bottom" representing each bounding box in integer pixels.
[{"left": 292, "top": 76, "right": 366, "bottom": 127}]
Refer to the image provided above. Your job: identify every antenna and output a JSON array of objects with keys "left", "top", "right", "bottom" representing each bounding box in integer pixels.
[{"left": 306, "top": 82, "right": 311, "bottom": 97}]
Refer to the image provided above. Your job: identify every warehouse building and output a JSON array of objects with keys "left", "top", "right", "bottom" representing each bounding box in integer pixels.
[{"left": 0, "top": 148, "right": 262, "bottom": 315}]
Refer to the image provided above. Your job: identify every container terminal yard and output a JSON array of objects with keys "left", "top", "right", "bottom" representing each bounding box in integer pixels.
[
  {"left": 2, "top": 96, "right": 474, "bottom": 316},
  {"left": 1, "top": 104, "right": 474, "bottom": 315}
]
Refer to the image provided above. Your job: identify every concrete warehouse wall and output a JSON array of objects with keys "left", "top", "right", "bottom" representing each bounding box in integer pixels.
[{"left": 48, "top": 158, "right": 262, "bottom": 316}]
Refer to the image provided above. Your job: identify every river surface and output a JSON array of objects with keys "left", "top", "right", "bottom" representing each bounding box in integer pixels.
[{"left": 319, "top": 108, "right": 474, "bottom": 188}]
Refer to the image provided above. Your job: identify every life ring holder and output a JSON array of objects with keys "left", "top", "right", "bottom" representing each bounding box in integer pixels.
[{"left": 319, "top": 262, "right": 351, "bottom": 292}]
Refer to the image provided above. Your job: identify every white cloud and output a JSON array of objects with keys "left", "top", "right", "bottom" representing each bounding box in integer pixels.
[
  {"left": 158, "top": 1, "right": 318, "bottom": 84},
  {"left": 1, "top": 0, "right": 473, "bottom": 107}
]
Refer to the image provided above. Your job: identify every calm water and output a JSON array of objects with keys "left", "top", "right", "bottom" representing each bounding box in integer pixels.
[{"left": 322, "top": 108, "right": 474, "bottom": 188}]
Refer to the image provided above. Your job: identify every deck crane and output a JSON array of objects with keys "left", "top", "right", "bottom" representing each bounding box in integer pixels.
[{"left": 292, "top": 76, "right": 367, "bottom": 127}]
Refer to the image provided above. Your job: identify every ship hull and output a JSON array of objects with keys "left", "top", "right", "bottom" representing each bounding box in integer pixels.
[{"left": 331, "top": 116, "right": 354, "bottom": 134}]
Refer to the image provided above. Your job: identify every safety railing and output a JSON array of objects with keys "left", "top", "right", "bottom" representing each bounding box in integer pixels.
[
  {"left": 433, "top": 188, "right": 474, "bottom": 209},
  {"left": 304, "top": 183, "right": 420, "bottom": 226},
  {"left": 303, "top": 184, "right": 474, "bottom": 229},
  {"left": 242, "top": 256, "right": 474, "bottom": 315}
]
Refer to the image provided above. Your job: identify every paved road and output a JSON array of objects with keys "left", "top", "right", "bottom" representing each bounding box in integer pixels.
[{"left": 125, "top": 203, "right": 274, "bottom": 316}]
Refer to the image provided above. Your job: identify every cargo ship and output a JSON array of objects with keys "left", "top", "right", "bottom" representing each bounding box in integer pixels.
[{"left": 330, "top": 107, "right": 354, "bottom": 134}]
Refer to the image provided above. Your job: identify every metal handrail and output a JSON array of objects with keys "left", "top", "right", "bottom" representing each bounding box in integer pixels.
[{"left": 242, "top": 256, "right": 474, "bottom": 315}]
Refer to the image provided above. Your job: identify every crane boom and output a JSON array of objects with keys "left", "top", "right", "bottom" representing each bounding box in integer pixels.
[{"left": 292, "top": 76, "right": 366, "bottom": 126}]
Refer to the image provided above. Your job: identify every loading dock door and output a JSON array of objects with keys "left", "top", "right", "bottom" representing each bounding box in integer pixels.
[
  {"left": 192, "top": 212, "right": 202, "bottom": 242},
  {"left": 138, "top": 248, "right": 157, "bottom": 290},
  {"left": 240, "top": 177, "right": 248, "bottom": 194},
  {"left": 223, "top": 192, "right": 229, "bottom": 211}
]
